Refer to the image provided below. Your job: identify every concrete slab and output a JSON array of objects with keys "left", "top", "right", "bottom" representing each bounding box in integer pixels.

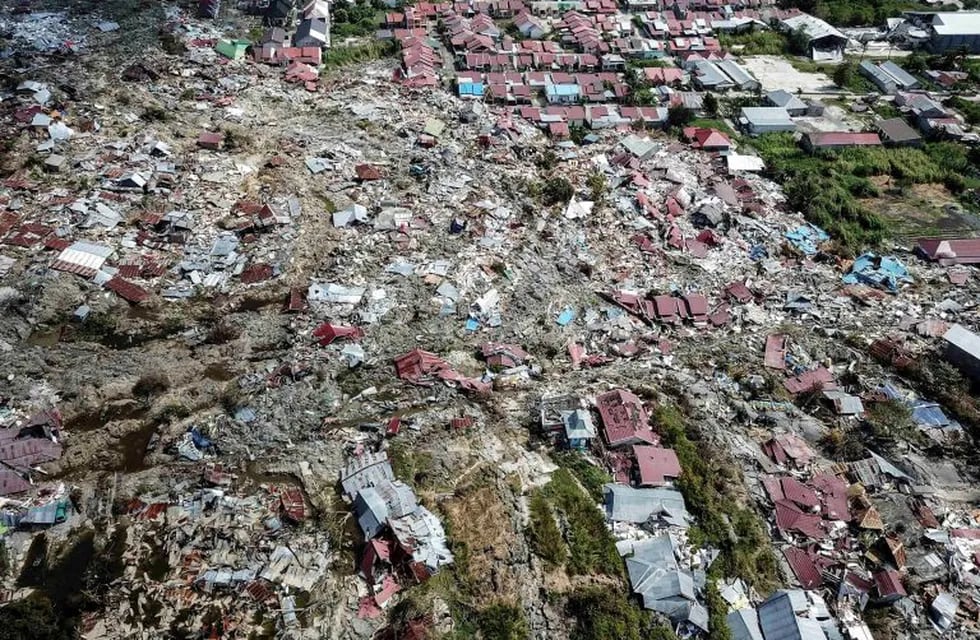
[{"left": 741, "top": 56, "right": 836, "bottom": 94}]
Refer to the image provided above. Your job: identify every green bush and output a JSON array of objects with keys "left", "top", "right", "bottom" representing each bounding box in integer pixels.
[
  {"left": 718, "top": 30, "right": 788, "bottom": 55},
  {"left": 656, "top": 405, "right": 780, "bottom": 593},
  {"left": 552, "top": 451, "right": 611, "bottom": 501},
  {"left": 477, "top": 603, "right": 529, "bottom": 640},
  {"left": 566, "top": 587, "right": 646, "bottom": 640},
  {"left": 528, "top": 492, "right": 566, "bottom": 565},
  {"left": 541, "top": 469, "right": 621, "bottom": 577},
  {"left": 541, "top": 177, "right": 574, "bottom": 207}
]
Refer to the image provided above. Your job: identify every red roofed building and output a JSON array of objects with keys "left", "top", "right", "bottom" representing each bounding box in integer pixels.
[
  {"left": 916, "top": 238, "right": 980, "bottom": 266},
  {"left": 683, "top": 127, "right": 731, "bottom": 151},
  {"left": 596, "top": 389, "right": 654, "bottom": 447},
  {"left": 633, "top": 445, "right": 680, "bottom": 486},
  {"left": 803, "top": 131, "right": 882, "bottom": 151},
  {"left": 874, "top": 569, "right": 906, "bottom": 602},
  {"left": 774, "top": 499, "right": 826, "bottom": 539},
  {"left": 644, "top": 67, "right": 685, "bottom": 85},
  {"left": 394, "top": 349, "right": 451, "bottom": 384},
  {"left": 783, "top": 547, "right": 823, "bottom": 589},
  {"left": 312, "top": 322, "right": 364, "bottom": 346},
  {"left": 784, "top": 366, "right": 837, "bottom": 395}
]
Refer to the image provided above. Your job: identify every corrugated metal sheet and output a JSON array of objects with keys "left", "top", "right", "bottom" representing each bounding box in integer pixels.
[
  {"left": 51, "top": 241, "right": 112, "bottom": 278},
  {"left": 783, "top": 547, "right": 822, "bottom": 589}
]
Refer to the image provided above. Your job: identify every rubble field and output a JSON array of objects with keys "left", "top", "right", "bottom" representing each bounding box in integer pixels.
[{"left": 1, "top": 2, "right": 980, "bottom": 640}]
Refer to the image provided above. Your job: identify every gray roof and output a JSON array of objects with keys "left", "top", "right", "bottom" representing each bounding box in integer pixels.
[
  {"left": 875, "top": 117, "right": 921, "bottom": 142},
  {"left": 729, "top": 608, "right": 765, "bottom": 640},
  {"left": 767, "top": 90, "right": 806, "bottom": 111},
  {"left": 944, "top": 323, "right": 980, "bottom": 359},
  {"left": 932, "top": 11, "right": 980, "bottom": 36},
  {"left": 879, "top": 61, "right": 918, "bottom": 88},
  {"left": 758, "top": 591, "right": 827, "bottom": 640},
  {"left": 603, "top": 484, "right": 690, "bottom": 525},
  {"left": 340, "top": 451, "right": 394, "bottom": 499},
  {"left": 780, "top": 13, "right": 847, "bottom": 45},
  {"left": 563, "top": 409, "right": 597, "bottom": 440},
  {"left": 716, "top": 59, "right": 756, "bottom": 86},
  {"left": 822, "top": 390, "right": 865, "bottom": 415},
  {"left": 860, "top": 60, "right": 897, "bottom": 91},
  {"left": 621, "top": 135, "right": 659, "bottom": 159},
  {"left": 625, "top": 535, "right": 699, "bottom": 616},
  {"left": 741, "top": 107, "right": 794, "bottom": 127},
  {"left": 693, "top": 60, "right": 733, "bottom": 88}
]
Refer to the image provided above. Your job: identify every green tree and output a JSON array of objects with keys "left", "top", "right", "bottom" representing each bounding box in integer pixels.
[
  {"left": 904, "top": 51, "right": 928, "bottom": 74},
  {"left": 832, "top": 61, "right": 854, "bottom": 89},
  {"left": 541, "top": 177, "right": 574, "bottom": 206},
  {"left": 787, "top": 26, "right": 810, "bottom": 56},
  {"left": 703, "top": 92, "right": 720, "bottom": 116},
  {"left": 667, "top": 104, "right": 693, "bottom": 129}
]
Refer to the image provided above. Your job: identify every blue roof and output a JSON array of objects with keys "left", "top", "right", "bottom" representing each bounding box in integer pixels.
[
  {"left": 911, "top": 401, "right": 950, "bottom": 427},
  {"left": 841, "top": 253, "right": 912, "bottom": 292},
  {"left": 546, "top": 83, "right": 580, "bottom": 97},
  {"left": 785, "top": 223, "right": 830, "bottom": 255},
  {"left": 458, "top": 82, "right": 484, "bottom": 96}
]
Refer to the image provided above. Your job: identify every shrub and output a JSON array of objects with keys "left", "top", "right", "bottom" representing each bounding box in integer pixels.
[
  {"left": 541, "top": 469, "right": 621, "bottom": 577},
  {"left": 477, "top": 603, "right": 529, "bottom": 640},
  {"left": 132, "top": 372, "right": 170, "bottom": 398},
  {"left": 566, "top": 587, "right": 646, "bottom": 640},
  {"left": 528, "top": 492, "right": 565, "bottom": 565},
  {"left": 541, "top": 177, "right": 574, "bottom": 207}
]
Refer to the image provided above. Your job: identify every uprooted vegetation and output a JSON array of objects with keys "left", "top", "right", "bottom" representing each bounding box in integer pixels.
[
  {"left": 752, "top": 134, "right": 980, "bottom": 252},
  {"left": 533, "top": 468, "right": 622, "bottom": 578},
  {"left": 656, "top": 405, "right": 780, "bottom": 594}
]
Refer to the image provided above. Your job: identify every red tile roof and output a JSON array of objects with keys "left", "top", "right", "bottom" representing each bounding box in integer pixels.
[
  {"left": 807, "top": 132, "right": 882, "bottom": 148},
  {"left": 764, "top": 334, "right": 787, "bottom": 369},
  {"left": 596, "top": 389, "right": 654, "bottom": 447},
  {"left": 633, "top": 445, "right": 680, "bottom": 486},
  {"left": 874, "top": 569, "right": 906, "bottom": 598},
  {"left": 783, "top": 546, "right": 823, "bottom": 589}
]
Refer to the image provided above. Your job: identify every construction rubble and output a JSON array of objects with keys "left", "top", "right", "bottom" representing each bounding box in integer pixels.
[{"left": 1, "top": 1, "right": 980, "bottom": 640}]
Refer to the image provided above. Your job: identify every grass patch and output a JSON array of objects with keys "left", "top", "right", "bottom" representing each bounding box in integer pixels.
[
  {"left": 321, "top": 39, "right": 395, "bottom": 71},
  {"left": 566, "top": 587, "right": 673, "bottom": 640},
  {"left": 476, "top": 602, "right": 529, "bottom": 640},
  {"left": 552, "top": 451, "right": 611, "bottom": 502},
  {"left": 719, "top": 30, "right": 788, "bottom": 55},
  {"left": 749, "top": 133, "right": 980, "bottom": 252},
  {"left": 656, "top": 405, "right": 780, "bottom": 594},
  {"left": 528, "top": 492, "right": 566, "bottom": 566},
  {"left": 540, "top": 468, "right": 622, "bottom": 577}
]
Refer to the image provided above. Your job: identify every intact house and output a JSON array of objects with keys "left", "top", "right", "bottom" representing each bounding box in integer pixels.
[
  {"left": 928, "top": 11, "right": 980, "bottom": 53},
  {"left": 294, "top": 17, "right": 329, "bottom": 48},
  {"left": 739, "top": 107, "right": 795, "bottom": 135},
  {"left": 875, "top": 117, "right": 923, "bottom": 147},
  {"left": 859, "top": 60, "right": 919, "bottom": 93},
  {"left": 779, "top": 13, "right": 848, "bottom": 61},
  {"left": 766, "top": 89, "right": 807, "bottom": 116},
  {"left": 802, "top": 131, "right": 882, "bottom": 152}
]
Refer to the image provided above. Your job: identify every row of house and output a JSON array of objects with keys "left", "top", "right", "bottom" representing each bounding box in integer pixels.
[
  {"left": 859, "top": 60, "right": 919, "bottom": 94},
  {"left": 457, "top": 69, "right": 630, "bottom": 103},
  {"left": 690, "top": 57, "right": 758, "bottom": 90}
]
